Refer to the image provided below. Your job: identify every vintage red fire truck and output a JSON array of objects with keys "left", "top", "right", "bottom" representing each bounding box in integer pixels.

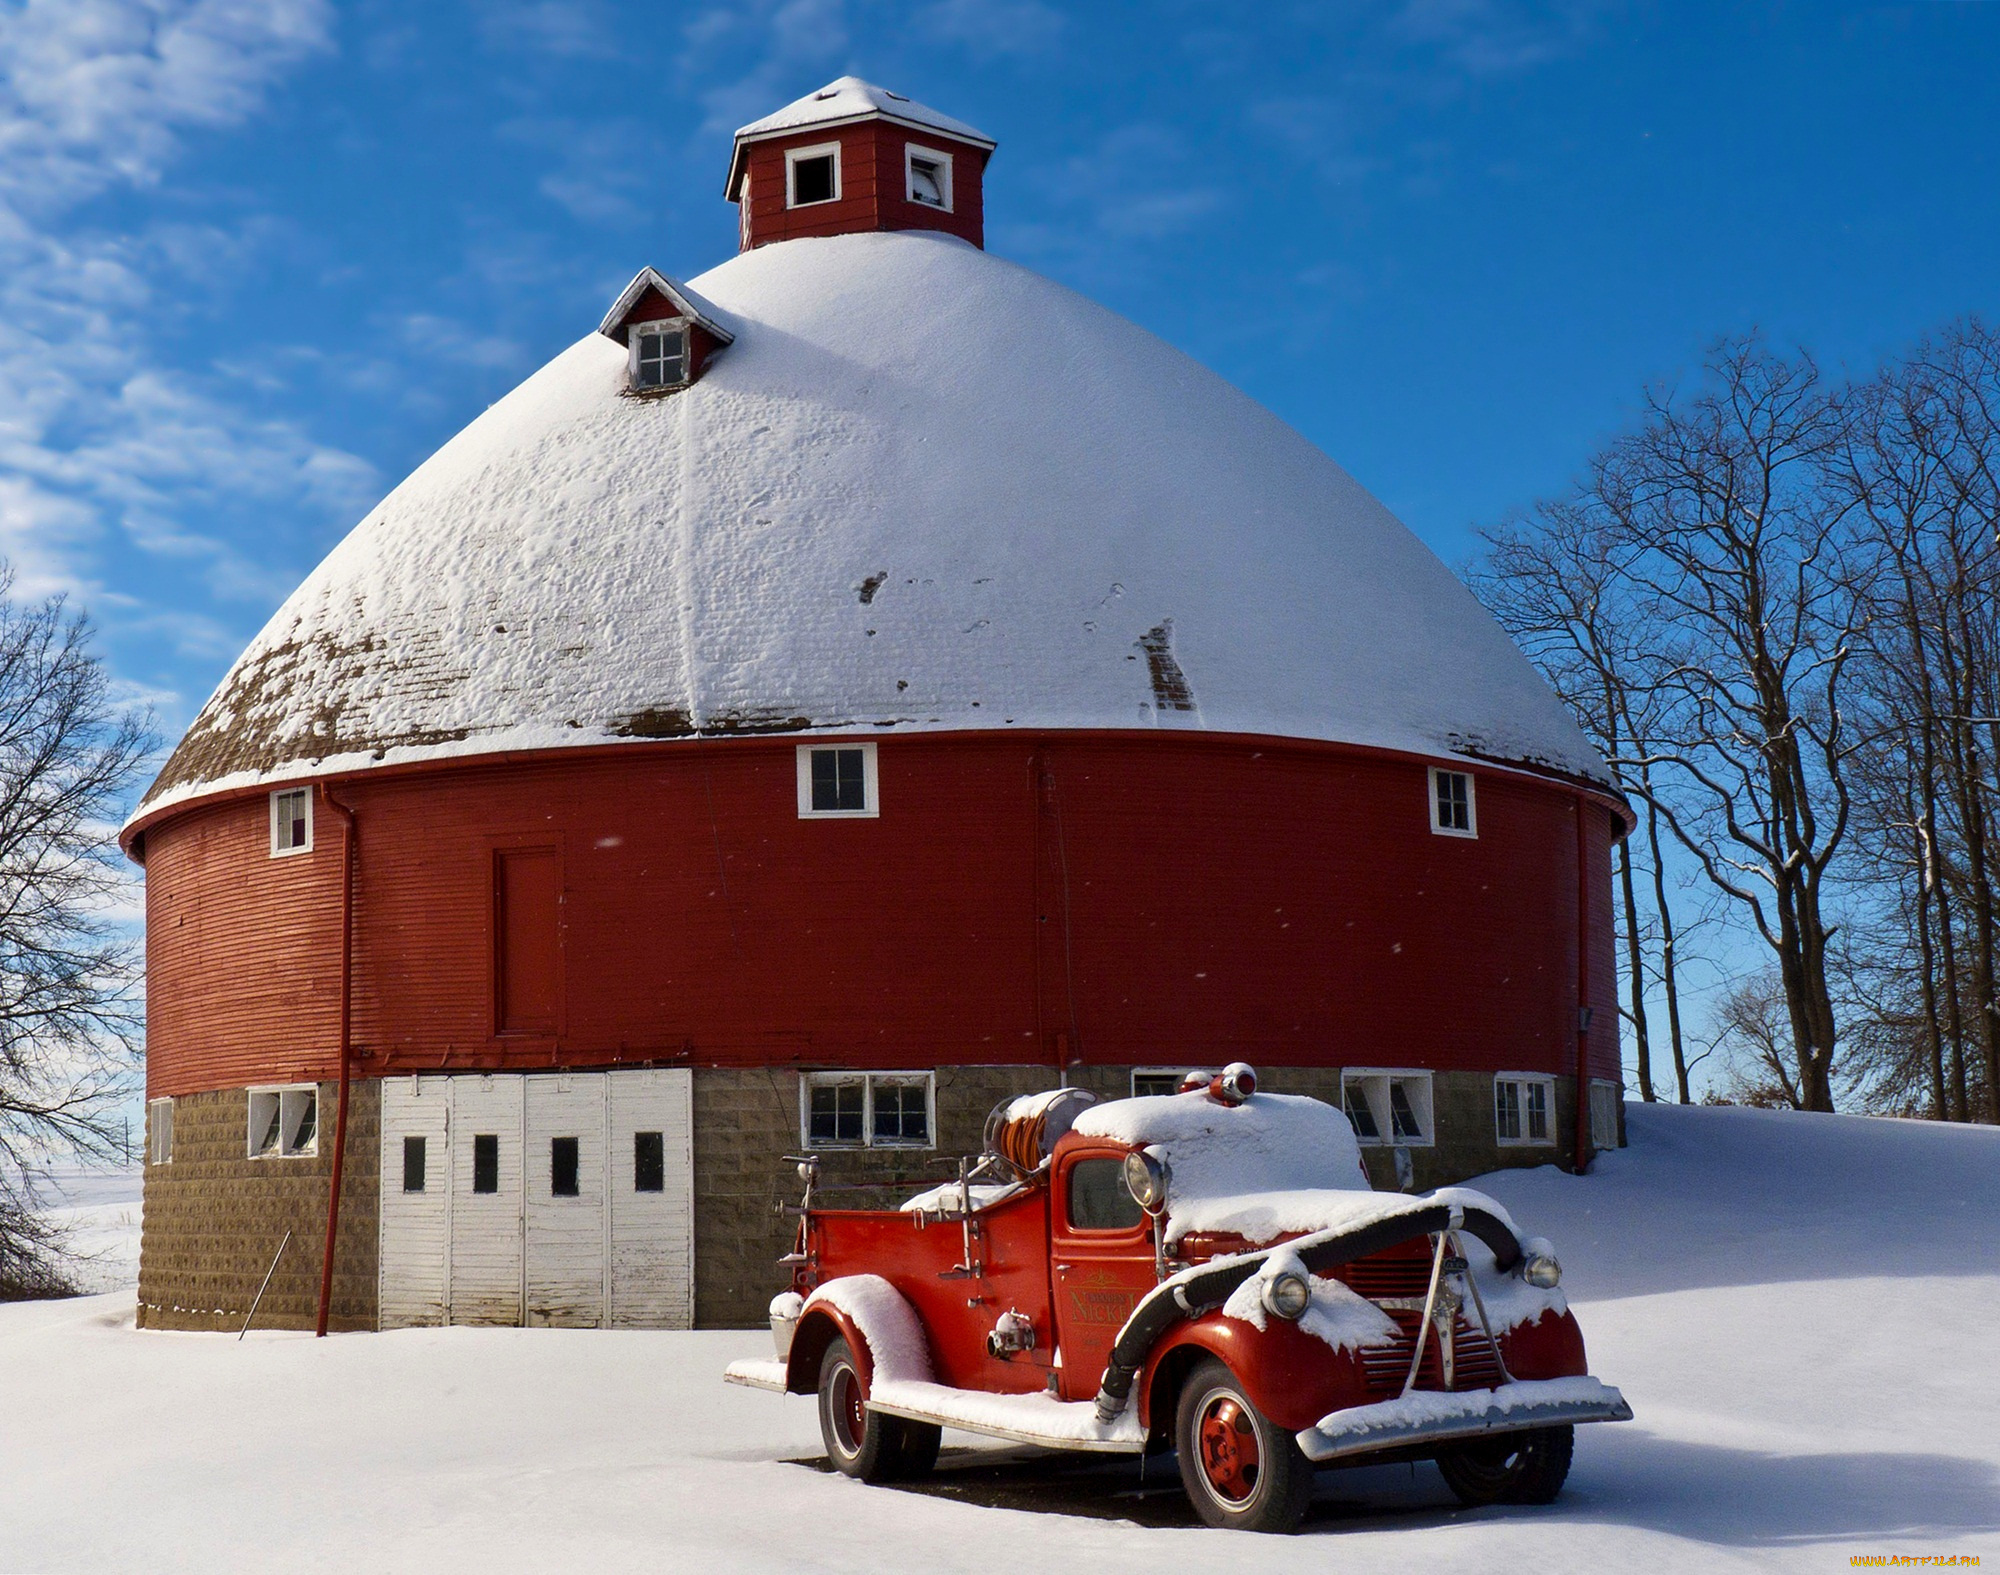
[{"left": 725, "top": 1065, "right": 1631, "bottom": 1533}]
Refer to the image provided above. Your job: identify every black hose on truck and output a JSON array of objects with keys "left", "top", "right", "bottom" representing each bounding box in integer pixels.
[{"left": 1091, "top": 1202, "right": 1522, "bottom": 1424}]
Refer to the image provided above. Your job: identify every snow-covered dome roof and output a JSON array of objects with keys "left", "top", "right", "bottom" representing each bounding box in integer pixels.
[{"left": 135, "top": 230, "right": 1606, "bottom": 821}]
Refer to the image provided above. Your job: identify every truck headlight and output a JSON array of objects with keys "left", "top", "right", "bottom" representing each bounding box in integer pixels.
[
  {"left": 1263, "top": 1269, "right": 1311, "bottom": 1320},
  {"left": 1523, "top": 1252, "right": 1562, "bottom": 1289},
  {"left": 1123, "top": 1148, "right": 1170, "bottom": 1212}
]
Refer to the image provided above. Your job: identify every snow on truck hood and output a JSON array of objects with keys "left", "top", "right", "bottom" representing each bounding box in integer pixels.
[
  {"left": 1072, "top": 1090, "right": 1520, "bottom": 1246},
  {"left": 134, "top": 228, "right": 1608, "bottom": 823}
]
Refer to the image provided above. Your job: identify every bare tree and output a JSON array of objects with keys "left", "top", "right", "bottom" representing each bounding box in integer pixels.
[
  {"left": 0, "top": 564, "right": 152, "bottom": 1296},
  {"left": 1473, "top": 505, "right": 1693, "bottom": 1100}
]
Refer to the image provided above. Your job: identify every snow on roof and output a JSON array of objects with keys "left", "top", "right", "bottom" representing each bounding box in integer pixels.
[
  {"left": 133, "top": 229, "right": 1610, "bottom": 826},
  {"left": 734, "top": 75, "right": 993, "bottom": 149},
  {"left": 596, "top": 267, "right": 735, "bottom": 345}
]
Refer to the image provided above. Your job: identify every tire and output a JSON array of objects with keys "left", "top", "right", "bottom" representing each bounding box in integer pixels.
[
  {"left": 1173, "top": 1357, "right": 1315, "bottom": 1533},
  {"left": 1435, "top": 1424, "right": 1574, "bottom": 1506},
  {"left": 816, "top": 1336, "right": 909, "bottom": 1482},
  {"left": 896, "top": 1419, "right": 942, "bottom": 1479}
]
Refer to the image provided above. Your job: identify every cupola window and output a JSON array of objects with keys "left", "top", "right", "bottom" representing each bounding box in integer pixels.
[
  {"left": 797, "top": 742, "right": 879, "bottom": 818},
  {"left": 1430, "top": 767, "right": 1476, "bottom": 837},
  {"left": 905, "top": 145, "right": 953, "bottom": 211},
  {"left": 632, "top": 323, "right": 688, "bottom": 390},
  {"left": 786, "top": 143, "right": 841, "bottom": 207}
]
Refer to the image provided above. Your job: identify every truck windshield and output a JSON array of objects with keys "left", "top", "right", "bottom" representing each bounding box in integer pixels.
[{"left": 1066, "top": 1158, "right": 1144, "bottom": 1231}]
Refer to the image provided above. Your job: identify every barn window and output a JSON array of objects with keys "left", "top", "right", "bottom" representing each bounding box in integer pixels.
[
  {"left": 1131, "top": 1067, "right": 1202, "bottom": 1098},
  {"left": 472, "top": 1134, "right": 500, "bottom": 1194},
  {"left": 1340, "top": 1070, "right": 1433, "bottom": 1148},
  {"left": 247, "top": 1084, "right": 318, "bottom": 1158},
  {"left": 785, "top": 143, "right": 841, "bottom": 207},
  {"left": 147, "top": 1098, "right": 174, "bottom": 1166},
  {"left": 801, "top": 1071, "right": 934, "bottom": 1149},
  {"left": 796, "top": 742, "right": 878, "bottom": 818},
  {"left": 402, "top": 1135, "right": 427, "bottom": 1192},
  {"left": 551, "top": 1136, "right": 580, "bottom": 1197},
  {"left": 633, "top": 1130, "right": 666, "bottom": 1193},
  {"left": 1430, "top": 768, "right": 1476, "bottom": 837},
  {"left": 1494, "top": 1073, "right": 1555, "bottom": 1146},
  {"left": 494, "top": 846, "right": 562, "bottom": 1034},
  {"left": 269, "top": 787, "right": 312, "bottom": 856},
  {"left": 905, "top": 144, "right": 953, "bottom": 210},
  {"left": 630, "top": 322, "right": 688, "bottom": 390}
]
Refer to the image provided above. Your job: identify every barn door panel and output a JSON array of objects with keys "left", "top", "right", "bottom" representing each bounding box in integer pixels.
[
  {"left": 378, "top": 1078, "right": 449, "bottom": 1328},
  {"left": 608, "top": 1070, "right": 695, "bottom": 1329},
  {"left": 525, "top": 1073, "right": 606, "bottom": 1327},
  {"left": 447, "top": 1075, "right": 526, "bottom": 1325}
]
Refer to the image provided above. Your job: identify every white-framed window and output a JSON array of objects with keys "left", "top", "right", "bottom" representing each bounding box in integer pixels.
[
  {"left": 797, "top": 742, "right": 879, "bottom": 818},
  {"left": 629, "top": 320, "right": 689, "bottom": 390},
  {"left": 247, "top": 1084, "right": 319, "bottom": 1159},
  {"left": 1494, "top": 1072, "right": 1556, "bottom": 1146},
  {"left": 1131, "top": 1066, "right": 1202, "bottom": 1098},
  {"left": 1589, "top": 1079, "right": 1623, "bottom": 1151},
  {"left": 904, "top": 143, "right": 954, "bottom": 211},
  {"left": 785, "top": 142, "right": 842, "bottom": 208},
  {"left": 1341, "top": 1068, "right": 1434, "bottom": 1147},
  {"left": 270, "top": 787, "right": 313, "bottom": 857},
  {"left": 147, "top": 1097, "right": 174, "bottom": 1166},
  {"left": 1430, "top": 768, "right": 1476, "bottom": 837},
  {"left": 800, "top": 1071, "right": 935, "bottom": 1149}
]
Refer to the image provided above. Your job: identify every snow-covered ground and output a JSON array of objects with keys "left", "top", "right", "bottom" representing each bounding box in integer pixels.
[
  {"left": 1, "top": 1106, "right": 1994, "bottom": 1572},
  {"left": 6, "top": 1162, "right": 142, "bottom": 1293}
]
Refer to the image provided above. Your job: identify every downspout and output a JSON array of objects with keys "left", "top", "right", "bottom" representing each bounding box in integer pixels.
[
  {"left": 1574, "top": 798, "right": 1593, "bottom": 1177},
  {"left": 316, "top": 782, "right": 357, "bottom": 1337}
]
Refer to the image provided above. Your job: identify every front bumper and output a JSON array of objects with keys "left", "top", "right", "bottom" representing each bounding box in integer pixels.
[{"left": 1296, "top": 1376, "right": 1632, "bottom": 1463}]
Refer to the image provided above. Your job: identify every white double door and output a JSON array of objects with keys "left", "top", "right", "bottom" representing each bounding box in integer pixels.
[{"left": 379, "top": 1070, "right": 694, "bottom": 1329}]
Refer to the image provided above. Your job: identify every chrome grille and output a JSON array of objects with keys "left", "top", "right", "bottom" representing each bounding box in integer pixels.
[{"left": 1359, "top": 1310, "right": 1504, "bottom": 1396}]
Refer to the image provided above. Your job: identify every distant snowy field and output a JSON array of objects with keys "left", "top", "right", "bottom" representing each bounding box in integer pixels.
[{"left": 2, "top": 1106, "right": 1994, "bottom": 1572}]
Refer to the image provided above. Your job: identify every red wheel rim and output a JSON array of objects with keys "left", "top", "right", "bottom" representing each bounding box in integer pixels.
[
  {"left": 1196, "top": 1394, "right": 1262, "bottom": 1504},
  {"left": 830, "top": 1363, "right": 866, "bottom": 1455}
]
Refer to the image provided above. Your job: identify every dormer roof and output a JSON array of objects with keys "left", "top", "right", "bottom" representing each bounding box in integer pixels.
[
  {"left": 597, "top": 267, "right": 736, "bottom": 347},
  {"left": 725, "top": 76, "right": 995, "bottom": 200}
]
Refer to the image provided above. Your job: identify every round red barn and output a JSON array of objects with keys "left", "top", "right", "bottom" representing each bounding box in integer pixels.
[{"left": 124, "top": 78, "right": 1628, "bottom": 1334}]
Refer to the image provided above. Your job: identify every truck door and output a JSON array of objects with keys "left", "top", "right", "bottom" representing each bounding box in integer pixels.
[{"left": 1050, "top": 1147, "right": 1159, "bottom": 1403}]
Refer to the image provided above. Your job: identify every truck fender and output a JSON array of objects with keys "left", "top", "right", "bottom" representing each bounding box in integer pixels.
[
  {"left": 784, "top": 1274, "right": 934, "bottom": 1396},
  {"left": 1139, "top": 1311, "right": 1375, "bottom": 1437}
]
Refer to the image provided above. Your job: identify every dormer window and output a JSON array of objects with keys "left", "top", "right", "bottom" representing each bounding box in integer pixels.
[
  {"left": 632, "top": 322, "right": 688, "bottom": 390},
  {"left": 905, "top": 145, "right": 953, "bottom": 211},
  {"left": 786, "top": 143, "right": 841, "bottom": 208},
  {"left": 598, "top": 266, "right": 734, "bottom": 397}
]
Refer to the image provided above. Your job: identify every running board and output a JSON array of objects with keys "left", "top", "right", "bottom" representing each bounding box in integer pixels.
[
  {"left": 1296, "top": 1377, "right": 1633, "bottom": 1463},
  {"left": 723, "top": 1357, "right": 789, "bottom": 1393},
  {"left": 864, "top": 1379, "right": 1147, "bottom": 1454}
]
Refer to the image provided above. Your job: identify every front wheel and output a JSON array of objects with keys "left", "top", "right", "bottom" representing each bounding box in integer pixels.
[
  {"left": 815, "top": 1336, "right": 938, "bottom": 1483},
  {"left": 1435, "top": 1424, "right": 1574, "bottom": 1506},
  {"left": 1174, "top": 1358, "right": 1315, "bottom": 1533}
]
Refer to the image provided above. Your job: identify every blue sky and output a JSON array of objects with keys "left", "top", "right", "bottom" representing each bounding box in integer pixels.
[{"left": 5, "top": 0, "right": 1998, "bottom": 774}]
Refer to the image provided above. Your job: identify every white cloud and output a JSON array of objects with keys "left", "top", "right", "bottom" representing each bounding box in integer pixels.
[{"left": 0, "top": 0, "right": 373, "bottom": 645}]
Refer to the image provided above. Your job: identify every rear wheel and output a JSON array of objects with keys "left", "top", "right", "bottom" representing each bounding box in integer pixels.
[
  {"left": 1173, "top": 1358, "right": 1314, "bottom": 1533},
  {"left": 814, "top": 1337, "right": 939, "bottom": 1482},
  {"left": 1435, "top": 1424, "right": 1574, "bottom": 1506}
]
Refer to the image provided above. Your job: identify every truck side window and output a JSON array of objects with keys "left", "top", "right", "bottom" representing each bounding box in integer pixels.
[{"left": 1066, "top": 1157, "right": 1144, "bottom": 1232}]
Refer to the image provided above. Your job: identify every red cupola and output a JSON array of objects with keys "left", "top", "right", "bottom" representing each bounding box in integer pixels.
[{"left": 725, "top": 77, "right": 996, "bottom": 252}]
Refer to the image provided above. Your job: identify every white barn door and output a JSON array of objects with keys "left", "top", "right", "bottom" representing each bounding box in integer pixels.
[
  {"left": 446, "top": 1075, "right": 526, "bottom": 1325},
  {"left": 378, "top": 1070, "right": 694, "bottom": 1330},
  {"left": 525, "top": 1074, "right": 606, "bottom": 1327},
  {"left": 378, "top": 1078, "right": 449, "bottom": 1328},
  {"left": 608, "top": 1070, "right": 695, "bottom": 1328}
]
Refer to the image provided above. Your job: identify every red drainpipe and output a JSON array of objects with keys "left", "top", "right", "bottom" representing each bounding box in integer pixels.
[
  {"left": 1574, "top": 797, "right": 1593, "bottom": 1177},
  {"left": 316, "top": 782, "right": 357, "bottom": 1337}
]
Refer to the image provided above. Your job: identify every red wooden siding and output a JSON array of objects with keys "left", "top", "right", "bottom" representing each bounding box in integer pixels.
[
  {"left": 737, "top": 122, "right": 988, "bottom": 251},
  {"left": 139, "top": 733, "right": 1620, "bottom": 1099},
  {"left": 494, "top": 846, "right": 562, "bottom": 1036}
]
